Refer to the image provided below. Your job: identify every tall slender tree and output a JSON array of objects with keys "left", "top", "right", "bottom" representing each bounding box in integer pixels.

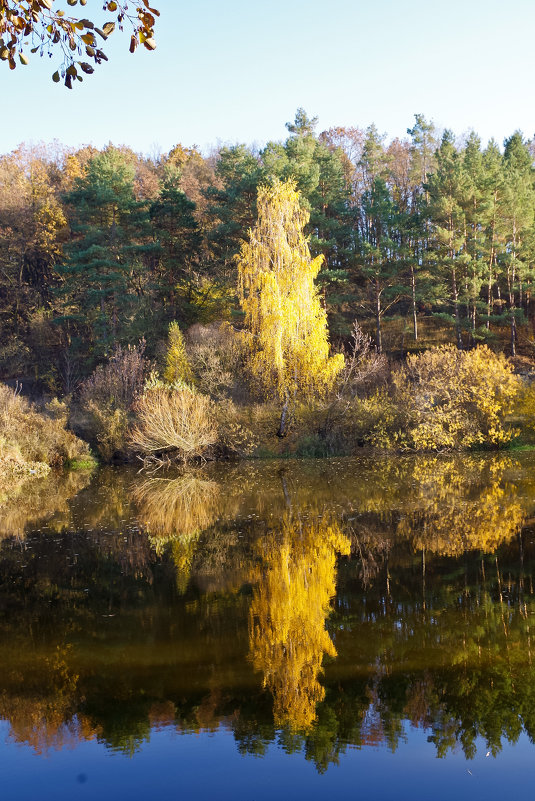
[
  {"left": 500, "top": 132, "right": 535, "bottom": 355},
  {"left": 237, "top": 180, "right": 344, "bottom": 436}
]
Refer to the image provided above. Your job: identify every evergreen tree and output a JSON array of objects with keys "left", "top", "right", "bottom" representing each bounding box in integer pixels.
[
  {"left": 357, "top": 177, "right": 405, "bottom": 353},
  {"left": 406, "top": 114, "right": 438, "bottom": 340},
  {"left": 461, "top": 132, "right": 488, "bottom": 338},
  {"left": 57, "top": 147, "right": 153, "bottom": 360},
  {"left": 205, "top": 144, "right": 264, "bottom": 284},
  {"left": 481, "top": 140, "right": 505, "bottom": 329},
  {"left": 499, "top": 132, "right": 535, "bottom": 355},
  {"left": 150, "top": 166, "right": 203, "bottom": 328},
  {"left": 426, "top": 131, "right": 469, "bottom": 348}
]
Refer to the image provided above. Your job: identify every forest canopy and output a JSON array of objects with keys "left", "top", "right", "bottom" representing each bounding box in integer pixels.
[{"left": 1, "top": 109, "right": 535, "bottom": 391}]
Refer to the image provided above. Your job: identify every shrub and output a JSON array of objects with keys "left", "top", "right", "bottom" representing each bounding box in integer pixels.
[
  {"left": 129, "top": 385, "right": 217, "bottom": 463},
  {"left": 388, "top": 345, "right": 520, "bottom": 451},
  {"left": 78, "top": 343, "right": 148, "bottom": 460},
  {"left": 511, "top": 382, "right": 535, "bottom": 445},
  {"left": 187, "top": 322, "right": 245, "bottom": 401},
  {"left": 214, "top": 399, "right": 278, "bottom": 457},
  {"left": 79, "top": 343, "right": 147, "bottom": 411}
]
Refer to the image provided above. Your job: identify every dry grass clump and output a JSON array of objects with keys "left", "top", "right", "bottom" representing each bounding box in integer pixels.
[
  {"left": 129, "top": 385, "right": 217, "bottom": 463},
  {"left": 0, "top": 384, "right": 90, "bottom": 480}
]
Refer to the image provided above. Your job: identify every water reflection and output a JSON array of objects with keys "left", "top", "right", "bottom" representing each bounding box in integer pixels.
[
  {"left": 0, "top": 468, "right": 92, "bottom": 538},
  {"left": 0, "top": 454, "right": 535, "bottom": 770},
  {"left": 396, "top": 455, "right": 524, "bottom": 555},
  {"left": 0, "top": 645, "right": 99, "bottom": 755},
  {"left": 133, "top": 474, "right": 221, "bottom": 592},
  {"left": 249, "top": 505, "right": 350, "bottom": 730}
]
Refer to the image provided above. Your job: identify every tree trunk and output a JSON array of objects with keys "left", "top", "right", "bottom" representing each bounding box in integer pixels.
[
  {"left": 486, "top": 248, "right": 495, "bottom": 330},
  {"left": 375, "top": 282, "right": 382, "bottom": 354},
  {"left": 411, "top": 263, "right": 418, "bottom": 341},
  {"left": 277, "top": 396, "right": 290, "bottom": 438},
  {"left": 452, "top": 265, "right": 462, "bottom": 349}
]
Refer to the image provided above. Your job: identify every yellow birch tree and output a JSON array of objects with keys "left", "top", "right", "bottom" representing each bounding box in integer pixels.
[{"left": 237, "top": 179, "right": 344, "bottom": 437}]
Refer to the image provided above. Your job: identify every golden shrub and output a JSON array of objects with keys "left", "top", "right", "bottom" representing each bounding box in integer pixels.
[{"left": 389, "top": 345, "right": 520, "bottom": 451}]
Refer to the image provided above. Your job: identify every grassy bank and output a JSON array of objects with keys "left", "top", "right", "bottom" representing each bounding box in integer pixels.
[{"left": 0, "top": 384, "right": 95, "bottom": 488}]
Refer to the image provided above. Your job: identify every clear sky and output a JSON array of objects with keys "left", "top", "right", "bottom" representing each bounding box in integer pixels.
[{"left": 1, "top": 0, "right": 534, "bottom": 155}]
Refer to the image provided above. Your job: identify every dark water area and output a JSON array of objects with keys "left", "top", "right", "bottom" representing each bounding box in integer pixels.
[{"left": 2, "top": 453, "right": 535, "bottom": 799}]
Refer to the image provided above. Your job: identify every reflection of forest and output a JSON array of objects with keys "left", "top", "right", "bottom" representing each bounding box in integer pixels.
[{"left": 2, "top": 454, "right": 535, "bottom": 768}]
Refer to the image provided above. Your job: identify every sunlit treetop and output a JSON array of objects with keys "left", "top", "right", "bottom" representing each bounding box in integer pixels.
[{"left": 0, "top": 0, "right": 158, "bottom": 87}]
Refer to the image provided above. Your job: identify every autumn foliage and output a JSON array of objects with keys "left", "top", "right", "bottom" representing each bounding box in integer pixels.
[
  {"left": 384, "top": 345, "right": 520, "bottom": 450},
  {"left": 0, "top": 0, "right": 158, "bottom": 87},
  {"left": 0, "top": 382, "right": 90, "bottom": 479},
  {"left": 237, "top": 180, "right": 344, "bottom": 433}
]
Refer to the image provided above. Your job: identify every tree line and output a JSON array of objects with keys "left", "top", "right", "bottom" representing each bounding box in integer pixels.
[{"left": 2, "top": 109, "right": 535, "bottom": 390}]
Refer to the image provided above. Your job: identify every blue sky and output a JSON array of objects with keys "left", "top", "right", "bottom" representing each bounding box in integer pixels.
[{"left": 1, "top": 0, "right": 534, "bottom": 155}]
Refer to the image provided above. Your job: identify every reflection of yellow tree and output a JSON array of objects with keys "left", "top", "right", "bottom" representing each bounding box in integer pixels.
[
  {"left": 396, "top": 456, "right": 524, "bottom": 556},
  {"left": 249, "top": 513, "right": 350, "bottom": 730},
  {"left": 133, "top": 474, "right": 220, "bottom": 592}
]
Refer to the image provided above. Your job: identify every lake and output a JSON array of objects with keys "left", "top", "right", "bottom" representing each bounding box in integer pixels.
[{"left": 2, "top": 453, "right": 535, "bottom": 799}]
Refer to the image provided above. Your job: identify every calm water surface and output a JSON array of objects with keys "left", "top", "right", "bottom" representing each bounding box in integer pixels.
[{"left": 2, "top": 453, "right": 535, "bottom": 799}]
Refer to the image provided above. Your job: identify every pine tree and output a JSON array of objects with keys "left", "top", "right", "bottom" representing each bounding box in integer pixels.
[
  {"left": 357, "top": 177, "right": 405, "bottom": 353},
  {"left": 461, "top": 132, "right": 488, "bottom": 338},
  {"left": 150, "top": 166, "right": 203, "bottom": 327},
  {"left": 406, "top": 115, "right": 438, "bottom": 340},
  {"left": 57, "top": 147, "right": 153, "bottom": 358},
  {"left": 500, "top": 132, "right": 535, "bottom": 355},
  {"left": 481, "top": 140, "right": 505, "bottom": 330},
  {"left": 426, "top": 131, "right": 469, "bottom": 348}
]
